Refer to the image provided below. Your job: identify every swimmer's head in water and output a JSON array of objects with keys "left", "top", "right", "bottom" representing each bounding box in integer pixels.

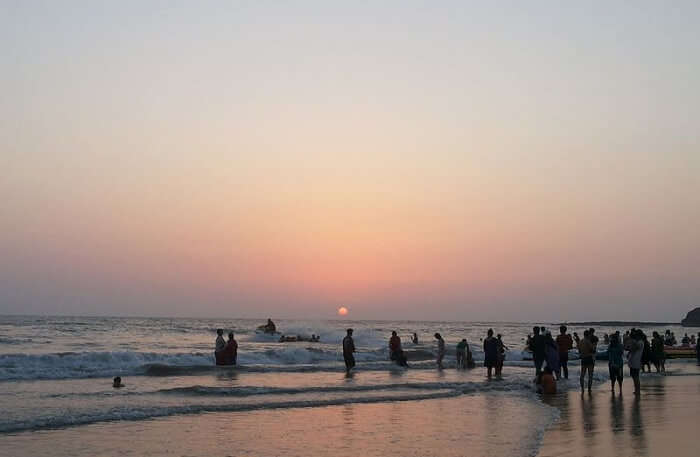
[{"left": 113, "top": 376, "right": 123, "bottom": 387}]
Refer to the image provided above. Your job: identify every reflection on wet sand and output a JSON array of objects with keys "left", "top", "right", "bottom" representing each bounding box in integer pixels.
[{"left": 539, "top": 368, "right": 700, "bottom": 457}]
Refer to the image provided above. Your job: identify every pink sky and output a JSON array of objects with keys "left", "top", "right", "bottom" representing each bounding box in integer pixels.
[{"left": 1, "top": 2, "right": 699, "bottom": 321}]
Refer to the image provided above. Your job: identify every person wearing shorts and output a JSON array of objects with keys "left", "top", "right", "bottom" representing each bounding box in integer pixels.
[
  {"left": 607, "top": 332, "right": 624, "bottom": 394},
  {"left": 575, "top": 330, "right": 596, "bottom": 393}
]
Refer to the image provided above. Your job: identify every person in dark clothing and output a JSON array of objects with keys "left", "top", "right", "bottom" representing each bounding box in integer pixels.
[
  {"left": 389, "top": 331, "right": 408, "bottom": 367},
  {"left": 607, "top": 332, "right": 624, "bottom": 394},
  {"left": 641, "top": 332, "right": 652, "bottom": 373},
  {"left": 529, "top": 326, "right": 546, "bottom": 376},
  {"left": 343, "top": 329, "right": 356, "bottom": 373},
  {"left": 588, "top": 328, "right": 599, "bottom": 348},
  {"left": 651, "top": 331, "right": 665, "bottom": 373},
  {"left": 483, "top": 328, "right": 499, "bottom": 379},
  {"left": 224, "top": 332, "right": 238, "bottom": 365}
]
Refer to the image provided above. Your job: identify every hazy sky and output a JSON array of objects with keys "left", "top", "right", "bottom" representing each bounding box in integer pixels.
[{"left": 1, "top": 1, "right": 699, "bottom": 321}]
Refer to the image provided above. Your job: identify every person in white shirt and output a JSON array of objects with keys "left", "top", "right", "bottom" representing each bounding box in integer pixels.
[{"left": 627, "top": 329, "right": 644, "bottom": 396}]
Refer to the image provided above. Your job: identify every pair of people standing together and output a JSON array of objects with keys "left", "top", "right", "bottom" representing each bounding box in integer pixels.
[{"left": 214, "top": 329, "right": 238, "bottom": 365}]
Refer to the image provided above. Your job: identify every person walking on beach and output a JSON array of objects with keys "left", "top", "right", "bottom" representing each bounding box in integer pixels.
[
  {"left": 607, "top": 332, "right": 624, "bottom": 394},
  {"left": 574, "top": 330, "right": 595, "bottom": 393},
  {"left": 627, "top": 329, "right": 644, "bottom": 396},
  {"left": 411, "top": 332, "right": 419, "bottom": 344},
  {"left": 483, "top": 329, "right": 499, "bottom": 378},
  {"left": 556, "top": 325, "right": 573, "bottom": 379},
  {"left": 529, "top": 326, "right": 546, "bottom": 376},
  {"left": 343, "top": 328, "right": 356, "bottom": 373},
  {"left": 434, "top": 333, "right": 446, "bottom": 369}
]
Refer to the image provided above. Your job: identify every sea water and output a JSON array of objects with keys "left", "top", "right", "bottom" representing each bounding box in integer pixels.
[{"left": 0, "top": 316, "right": 694, "bottom": 456}]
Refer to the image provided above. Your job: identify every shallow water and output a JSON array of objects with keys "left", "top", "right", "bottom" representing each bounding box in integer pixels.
[{"left": 0, "top": 316, "right": 696, "bottom": 456}]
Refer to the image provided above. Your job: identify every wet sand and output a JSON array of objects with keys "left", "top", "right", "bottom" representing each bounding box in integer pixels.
[
  {"left": 0, "top": 391, "right": 553, "bottom": 457},
  {"left": 539, "top": 365, "right": 700, "bottom": 457},
  {"left": 1, "top": 365, "right": 698, "bottom": 457}
]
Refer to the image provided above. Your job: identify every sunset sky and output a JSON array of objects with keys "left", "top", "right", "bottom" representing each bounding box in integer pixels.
[{"left": 2, "top": 1, "right": 699, "bottom": 321}]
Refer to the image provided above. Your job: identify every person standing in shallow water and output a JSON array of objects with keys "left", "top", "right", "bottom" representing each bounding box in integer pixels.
[
  {"left": 651, "top": 331, "right": 665, "bottom": 373},
  {"left": 214, "top": 328, "right": 226, "bottom": 365},
  {"left": 575, "top": 330, "right": 595, "bottom": 393},
  {"left": 628, "top": 329, "right": 644, "bottom": 396},
  {"left": 556, "top": 325, "right": 573, "bottom": 379},
  {"left": 224, "top": 332, "right": 238, "bottom": 365},
  {"left": 483, "top": 329, "right": 499, "bottom": 378},
  {"left": 495, "top": 334, "right": 507, "bottom": 376},
  {"left": 529, "top": 326, "right": 546, "bottom": 376},
  {"left": 434, "top": 333, "right": 446, "bottom": 369},
  {"left": 607, "top": 332, "right": 624, "bottom": 394},
  {"left": 343, "top": 329, "right": 356, "bottom": 373}
]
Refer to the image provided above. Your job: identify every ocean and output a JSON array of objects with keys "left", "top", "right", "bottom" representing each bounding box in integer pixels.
[{"left": 0, "top": 316, "right": 696, "bottom": 457}]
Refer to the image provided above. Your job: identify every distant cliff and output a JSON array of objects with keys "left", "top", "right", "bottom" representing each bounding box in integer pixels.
[{"left": 681, "top": 307, "right": 700, "bottom": 327}]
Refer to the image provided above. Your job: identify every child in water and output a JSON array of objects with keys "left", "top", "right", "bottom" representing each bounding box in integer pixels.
[
  {"left": 536, "top": 367, "right": 556, "bottom": 394},
  {"left": 113, "top": 376, "right": 124, "bottom": 388}
]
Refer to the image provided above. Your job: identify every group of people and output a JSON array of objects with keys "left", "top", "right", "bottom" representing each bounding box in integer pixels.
[
  {"left": 214, "top": 328, "right": 238, "bottom": 366},
  {"left": 279, "top": 334, "right": 321, "bottom": 342},
  {"left": 215, "top": 323, "right": 700, "bottom": 388}
]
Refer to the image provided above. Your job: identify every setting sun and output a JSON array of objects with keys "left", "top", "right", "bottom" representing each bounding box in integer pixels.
[{"left": 337, "top": 307, "right": 348, "bottom": 316}]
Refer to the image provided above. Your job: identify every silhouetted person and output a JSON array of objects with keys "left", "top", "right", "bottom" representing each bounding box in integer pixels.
[
  {"left": 628, "top": 329, "right": 644, "bottom": 396},
  {"left": 113, "top": 376, "right": 124, "bottom": 388},
  {"left": 651, "top": 331, "right": 665, "bottom": 373},
  {"left": 215, "top": 328, "right": 226, "bottom": 365},
  {"left": 529, "top": 326, "right": 546, "bottom": 376},
  {"left": 456, "top": 339, "right": 468, "bottom": 369},
  {"left": 483, "top": 329, "right": 498, "bottom": 378},
  {"left": 496, "top": 334, "right": 507, "bottom": 376},
  {"left": 536, "top": 366, "right": 556, "bottom": 394},
  {"left": 343, "top": 328, "right": 356, "bottom": 373},
  {"left": 434, "top": 333, "right": 445, "bottom": 369},
  {"left": 556, "top": 325, "right": 573, "bottom": 379},
  {"left": 411, "top": 332, "right": 419, "bottom": 344},
  {"left": 224, "top": 331, "right": 238, "bottom": 365},
  {"left": 607, "top": 332, "right": 624, "bottom": 394},
  {"left": 575, "top": 330, "right": 595, "bottom": 393},
  {"left": 389, "top": 331, "right": 408, "bottom": 367}
]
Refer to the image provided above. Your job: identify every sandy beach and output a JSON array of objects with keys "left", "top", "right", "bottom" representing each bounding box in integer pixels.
[
  {"left": 538, "top": 363, "right": 700, "bottom": 457},
  {"left": 1, "top": 361, "right": 698, "bottom": 457}
]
